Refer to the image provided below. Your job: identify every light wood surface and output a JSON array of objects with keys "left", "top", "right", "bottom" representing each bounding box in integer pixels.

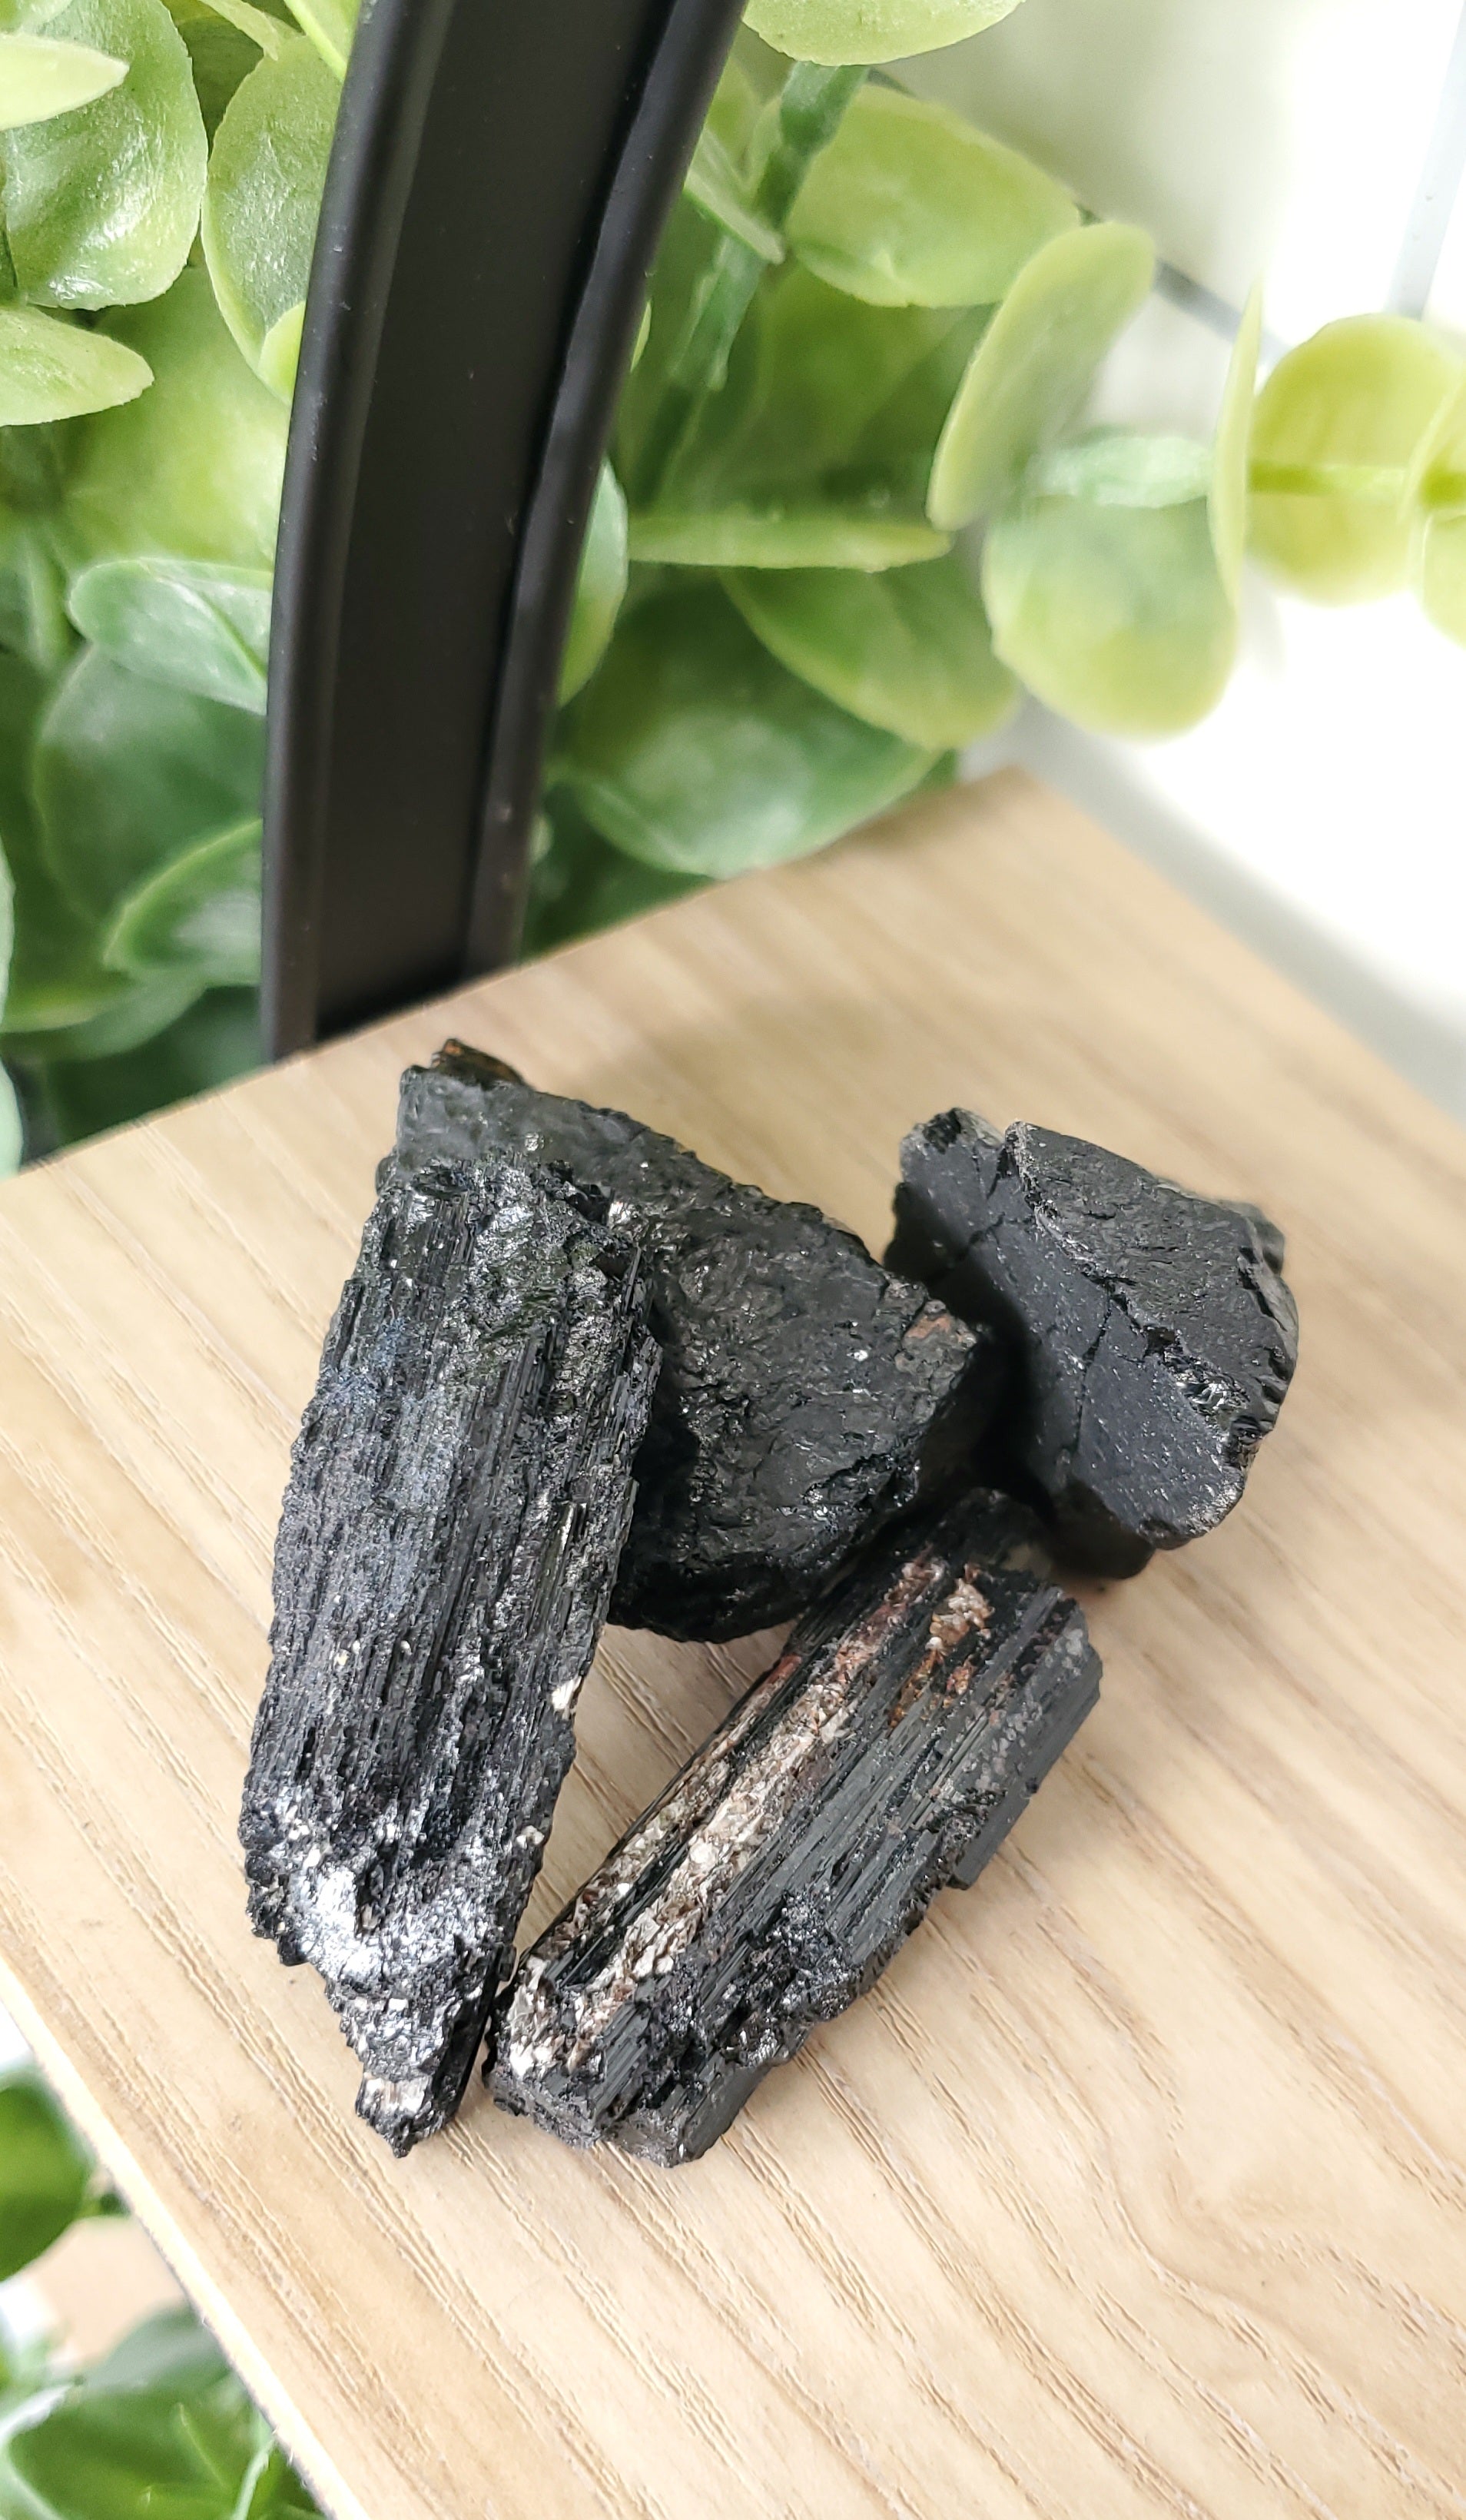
[{"left": 1, "top": 769, "right": 1464, "bottom": 2520}]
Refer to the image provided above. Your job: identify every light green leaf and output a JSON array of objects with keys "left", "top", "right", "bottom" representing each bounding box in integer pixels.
[
  {"left": 0, "top": 2070, "right": 93, "bottom": 2280},
  {"left": 0, "top": 304, "right": 151, "bottom": 424},
  {"left": 201, "top": 38, "right": 337, "bottom": 385},
  {"left": 983, "top": 485, "right": 1235, "bottom": 738},
  {"left": 1417, "top": 511, "right": 1466, "bottom": 644},
  {"left": 280, "top": 0, "right": 354, "bottom": 77},
  {"left": 36, "top": 646, "right": 264, "bottom": 918},
  {"left": 103, "top": 815, "right": 260, "bottom": 983},
  {"left": 58, "top": 268, "right": 288, "bottom": 570},
  {"left": 1209, "top": 281, "right": 1262, "bottom": 602},
  {"left": 68, "top": 557, "right": 271, "bottom": 711},
  {"left": 745, "top": 0, "right": 1024, "bottom": 66},
  {"left": 559, "top": 581, "right": 934, "bottom": 876},
  {"left": 686, "top": 125, "right": 783, "bottom": 261},
  {"left": 0, "top": 1066, "right": 18, "bottom": 1173},
  {"left": 628, "top": 503, "right": 947, "bottom": 567},
  {"left": 1408, "top": 369, "right": 1466, "bottom": 514},
  {"left": 0, "top": 32, "right": 124, "bottom": 129},
  {"left": 725, "top": 549, "right": 1017, "bottom": 745},
  {"left": 788, "top": 84, "right": 1076, "bottom": 310},
  {"left": 2, "top": 0, "right": 207, "bottom": 309},
  {"left": 36, "top": 984, "right": 259, "bottom": 1140},
  {"left": 1249, "top": 314, "right": 1461, "bottom": 603},
  {"left": 8, "top": 2307, "right": 258, "bottom": 2520},
  {"left": 1032, "top": 427, "right": 1213, "bottom": 508},
  {"left": 559, "top": 463, "right": 627, "bottom": 701},
  {"left": 257, "top": 300, "right": 303, "bottom": 400},
  {"left": 927, "top": 220, "right": 1155, "bottom": 530}
]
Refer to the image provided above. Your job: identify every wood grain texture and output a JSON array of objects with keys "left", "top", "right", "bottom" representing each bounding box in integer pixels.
[{"left": 0, "top": 768, "right": 1463, "bottom": 2520}]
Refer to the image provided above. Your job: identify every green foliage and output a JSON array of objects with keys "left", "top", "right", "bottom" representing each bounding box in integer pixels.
[
  {"left": 559, "top": 580, "right": 934, "bottom": 875},
  {"left": 0, "top": 0, "right": 1459, "bottom": 1164},
  {"left": 1249, "top": 314, "right": 1461, "bottom": 603},
  {"left": 0, "top": 2069, "right": 93, "bottom": 2281},
  {"left": 1, "top": 0, "right": 207, "bottom": 309}
]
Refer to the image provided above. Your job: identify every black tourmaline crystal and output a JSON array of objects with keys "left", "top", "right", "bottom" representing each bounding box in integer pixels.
[
  {"left": 390, "top": 1046, "right": 1007, "bottom": 1641},
  {"left": 887, "top": 1112, "right": 1300, "bottom": 1575},
  {"left": 489, "top": 1492, "right": 1099, "bottom": 2164},
  {"left": 240, "top": 1160, "right": 659, "bottom": 2153}
]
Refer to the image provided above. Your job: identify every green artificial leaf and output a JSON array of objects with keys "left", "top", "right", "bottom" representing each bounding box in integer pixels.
[
  {"left": 612, "top": 196, "right": 728, "bottom": 493},
  {"left": 522, "top": 792, "right": 704, "bottom": 958},
  {"left": 725, "top": 549, "right": 1017, "bottom": 745},
  {"left": 280, "top": 0, "right": 354, "bottom": 77},
  {"left": 35, "top": 646, "right": 264, "bottom": 918},
  {"left": 68, "top": 557, "right": 271, "bottom": 710},
  {"left": 0, "top": 2070, "right": 93, "bottom": 2280},
  {"left": 256, "top": 300, "right": 302, "bottom": 400},
  {"left": 983, "top": 480, "right": 1235, "bottom": 738},
  {"left": 745, "top": 0, "right": 1024, "bottom": 65},
  {"left": 0, "top": 305, "right": 151, "bottom": 425},
  {"left": 672, "top": 261, "right": 976, "bottom": 506},
  {"left": 3, "top": 968, "right": 202, "bottom": 1062},
  {"left": 1032, "top": 427, "right": 1213, "bottom": 507},
  {"left": 628, "top": 503, "right": 946, "bottom": 566},
  {"left": 197, "top": 0, "right": 287, "bottom": 58},
  {"left": 102, "top": 814, "right": 260, "bottom": 983},
  {"left": 1417, "top": 510, "right": 1466, "bottom": 644},
  {"left": 0, "top": 514, "right": 75, "bottom": 671},
  {"left": 0, "top": 649, "right": 124, "bottom": 1039},
  {"left": 1409, "top": 370, "right": 1466, "bottom": 516},
  {"left": 1209, "top": 281, "right": 1262, "bottom": 602},
  {"left": 1248, "top": 314, "right": 1462, "bottom": 603},
  {"left": 2, "top": 0, "right": 207, "bottom": 309},
  {"left": 559, "top": 581, "right": 934, "bottom": 876},
  {"left": 0, "top": 1065, "right": 20, "bottom": 1171},
  {"left": 927, "top": 220, "right": 1156, "bottom": 530},
  {"left": 58, "top": 268, "right": 288, "bottom": 570},
  {"left": 788, "top": 84, "right": 1076, "bottom": 310},
  {"left": 832, "top": 300, "right": 987, "bottom": 506},
  {"left": 704, "top": 39, "right": 764, "bottom": 161},
  {"left": 201, "top": 38, "right": 337, "bottom": 387},
  {"left": 559, "top": 463, "right": 627, "bottom": 701},
  {"left": 8, "top": 2308, "right": 263, "bottom": 2520},
  {"left": 36, "top": 981, "right": 258, "bottom": 1139},
  {"left": 169, "top": 0, "right": 262, "bottom": 138},
  {"left": 685, "top": 124, "right": 783, "bottom": 262},
  {"left": 0, "top": 32, "right": 124, "bottom": 128}
]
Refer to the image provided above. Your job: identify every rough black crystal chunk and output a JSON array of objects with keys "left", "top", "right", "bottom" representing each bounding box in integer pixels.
[
  {"left": 391, "top": 1045, "right": 1007, "bottom": 1641},
  {"left": 489, "top": 1492, "right": 1099, "bottom": 2164},
  {"left": 240, "top": 1160, "right": 659, "bottom": 2154},
  {"left": 887, "top": 1111, "right": 1300, "bottom": 1575}
]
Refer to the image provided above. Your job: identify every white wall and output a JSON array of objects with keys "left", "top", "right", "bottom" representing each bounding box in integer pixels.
[{"left": 907, "top": 0, "right": 1466, "bottom": 1121}]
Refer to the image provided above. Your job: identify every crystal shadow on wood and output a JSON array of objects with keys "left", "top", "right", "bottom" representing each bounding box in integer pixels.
[
  {"left": 393, "top": 1044, "right": 1008, "bottom": 1640},
  {"left": 490, "top": 1491, "right": 1100, "bottom": 2165},
  {"left": 240, "top": 1160, "right": 659, "bottom": 2153},
  {"left": 888, "top": 1113, "right": 1300, "bottom": 1575}
]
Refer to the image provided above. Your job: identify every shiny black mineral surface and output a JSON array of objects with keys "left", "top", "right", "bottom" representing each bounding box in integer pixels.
[
  {"left": 240, "top": 1160, "right": 659, "bottom": 2154},
  {"left": 887, "top": 1111, "right": 1300, "bottom": 1575},
  {"left": 489, "top": 1492, "right": 1099, "bottom": 2164},
  {"left": 390, "top": 1045, "right": 1007, "bottom": 1641}
]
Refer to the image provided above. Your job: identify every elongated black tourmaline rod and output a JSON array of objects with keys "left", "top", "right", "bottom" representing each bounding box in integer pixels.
[{"left": 264, "top": 0, "right": 744, "bottom": 1055}]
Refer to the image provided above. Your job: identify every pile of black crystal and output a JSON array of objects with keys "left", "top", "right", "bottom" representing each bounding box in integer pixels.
[{"left": 242, "top": 1046, "right": 1298, "bottom": 2161}]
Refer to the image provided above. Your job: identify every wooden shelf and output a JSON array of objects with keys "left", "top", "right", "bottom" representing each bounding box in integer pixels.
[{"left": 2, "top": 770, "right": 1463, "bottom": 2520}]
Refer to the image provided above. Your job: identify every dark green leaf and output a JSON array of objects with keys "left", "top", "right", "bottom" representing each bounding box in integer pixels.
[
  {"left": 67, "top": 558, "right": 270, "bottom": 710},
  {"left": 35, "top": 647, "right": 264, "bottom": 918},
  {"left": 522, "top": 790, "right": 703, "bottom": 956},
  {"left": 35, "top": 982, "right": 258, "bottom": 1140},
  {"left": 685, "top": 125, "right": 783, "bottom": 262},
  {"left": 628, "top": 503, "right": 946, "bottom": 567},
  {"left": 103, "top": 815, "right": 260, "bottom": 983},
  {"left": 0, "top": 2070, "right": 92, "bottom": 2281},
  {"left": 0, "top": 650, "right": 122, "bottom": 1041},
  {"left": 559, "top": 581, "right": 934, "bottom": 876},
  {"left": 725, "top": 549, "right": 1017, "bottom": 745}
]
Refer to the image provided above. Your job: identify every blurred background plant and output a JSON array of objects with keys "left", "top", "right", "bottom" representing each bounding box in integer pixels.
[
  {"left": 0, "top": 0, "right": 1461, "bottom": 1167},
  {"left": 0, "top": 2059, "right": 317, "bottom": 2515}
]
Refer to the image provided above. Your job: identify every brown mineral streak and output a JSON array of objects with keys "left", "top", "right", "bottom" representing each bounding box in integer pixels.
[
  {"left": 890, "top": 1571, "right": 993, "bottom": 1725},
  {"left": 513, "top": 1547, "right": 947, "bottom": 2071}
]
